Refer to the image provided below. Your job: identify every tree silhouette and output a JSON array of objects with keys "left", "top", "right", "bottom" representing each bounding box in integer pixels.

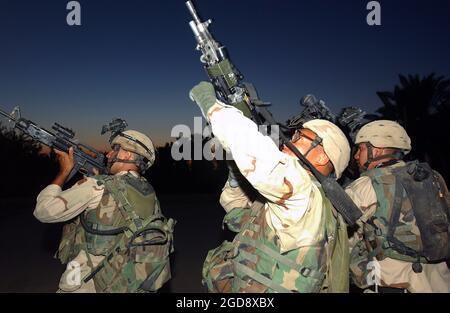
[
  {"left": 0, "top": 122, "right": 59, "bottom": 197},
  {"left": 376, "top": 73, "right": 450, "bottom": 179},
  {"left": 0, "top": 120, "right": 229, "bottom": 198},
  {"left": 145, "top": 134, "right": 227, "bottom": 194}
]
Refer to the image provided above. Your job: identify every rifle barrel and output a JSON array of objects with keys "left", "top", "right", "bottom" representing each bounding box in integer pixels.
[
  {"left": 186, "top": 1, "right": 202, "bottom": 25},
  {"left": 0, "top": 108, "right": 16, "bottom": 122}
]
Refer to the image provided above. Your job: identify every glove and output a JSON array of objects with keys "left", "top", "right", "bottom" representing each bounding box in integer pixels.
[{"left": 189, "top": 81, "right": 218, "bottom": 119}]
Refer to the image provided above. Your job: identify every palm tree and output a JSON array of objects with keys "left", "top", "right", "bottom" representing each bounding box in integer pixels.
[{"left": 376, "top": 73, "right": 450, "bottom": 179}]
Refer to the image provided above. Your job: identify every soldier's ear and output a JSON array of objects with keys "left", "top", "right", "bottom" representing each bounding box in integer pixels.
[
  {"left": 127, "top": 151, "right": 139, "bottom": 161},
  {"left": 373, "top": 147, "right": 385, "bottom": 158},
  {"left": 125, "top": 151, "right": 134, "bottom": 161}
]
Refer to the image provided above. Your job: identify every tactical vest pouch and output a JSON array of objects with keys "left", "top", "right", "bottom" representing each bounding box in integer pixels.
[
  {"left": 57, "top": 219, "right": 82, "bottom": 264},
  {"left": 223, "top": 207, "right": 252, "bottom": 233},
  {"left": 202, "top": 240, "right": 236, "bottom": 293},
  {"left": 203, "top": 203, "right": 259, "bottom": 292},
  {"left": 229, "top": 197, "right": 327, "bottom": 293},
  {"left": 80, "top": 210, "right": 126, "bottom": 256},
  {"left": 93, "top": 217, "right": 175, "bottom": 293},
  {"left": 92, "top": 249, "right": 131, "bottom": 293},
  {"left": 393, "top": 162, "right": 450, "bottom": 261},
  {"left": 232, "top": 237, "right": 324, "bottom": 293},
  {"left": 323, "top": 212, "right": 349, "bottom": 293},
  {"left": 132, "top": 217, "right": 175, "bottom": 292}
]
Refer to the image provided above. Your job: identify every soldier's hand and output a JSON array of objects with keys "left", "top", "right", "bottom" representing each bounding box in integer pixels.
[
  {"left": 54, "top": 147, "right": 75, "bottom": 175},
  {"left": 189, "top": 81, "right": 218, "bottom": 118}
]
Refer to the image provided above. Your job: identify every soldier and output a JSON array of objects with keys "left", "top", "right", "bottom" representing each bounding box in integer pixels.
[
  {"left": 189, "top": 81, "right": 351, "bottom": 293},
  {"left": 345, "top": 120, "right": 450, "bottom": 292},
  {"left": 34, "top": 130, "right": 175, "bottom": 293}
]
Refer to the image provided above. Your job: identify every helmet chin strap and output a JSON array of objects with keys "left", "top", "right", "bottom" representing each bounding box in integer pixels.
[
  {"left": 294, "top": 134, "right": 336, "bottom": 176},
  {"left": 362, "top": 144, "right": 403, "bottom": 171},
  {"left": 107, "top": 145, "right": 148, "bottom": 174},
  {"left": 303, "top": 136, "right": 323, "bottom": 158}
]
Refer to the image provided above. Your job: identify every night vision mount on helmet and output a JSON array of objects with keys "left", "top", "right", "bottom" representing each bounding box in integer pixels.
[
  {"left": 101, "top": 118, "right": 128, "bottom": 144},
  {"left": 101, "top": 119, "right": 156, "bottom": 173}
]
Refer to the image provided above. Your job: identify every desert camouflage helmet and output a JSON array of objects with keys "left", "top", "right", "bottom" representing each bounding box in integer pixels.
[
  {"left": 303, "top": 119, "right": 351, "bottom": 179},
  {"left": 111, "top": 130, "right": 156, "bottom": 169},
  {"left": 355, "top": 120, "right": 411, "bottom": 153}
]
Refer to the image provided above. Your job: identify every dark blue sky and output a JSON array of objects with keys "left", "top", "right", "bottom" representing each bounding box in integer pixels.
[{"left": 1, "top": 0, "right": 449, "bottom": 149}]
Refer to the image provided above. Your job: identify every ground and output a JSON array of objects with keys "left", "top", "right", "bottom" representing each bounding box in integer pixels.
[{"left": 0, "top": 194, "right": 229, "bottom": 293}]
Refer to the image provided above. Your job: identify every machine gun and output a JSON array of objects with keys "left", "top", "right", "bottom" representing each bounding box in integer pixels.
[
  {"left": 0, "top": 106, "right": 107, "bottom": 183},
  {"left": 186, "top": 0, "right": 271, "bottom": 124},
  {"left": 185, "top": 1, "right": 362, "bottom": 225}
]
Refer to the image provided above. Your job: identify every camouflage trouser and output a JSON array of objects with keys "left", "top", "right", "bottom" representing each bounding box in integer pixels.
[{"left": 202, "top": 241, "right": 235, "bottom": 293}]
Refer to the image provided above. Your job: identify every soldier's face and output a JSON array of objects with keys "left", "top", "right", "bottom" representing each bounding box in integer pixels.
[
  {"left": 355, "top": 143, "right": 399, "bottom": 172},
  {"left": 282, "top": 129, "right": 320, "bottom": 157},
  {"left": 354, "top": 143, "right": 367, "bottom": 170},
  {"left": 106, "top": 147, "right": 131, "bottom": 174}
]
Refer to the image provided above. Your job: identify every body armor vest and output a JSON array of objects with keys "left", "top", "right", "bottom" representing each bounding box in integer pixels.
[
  {"left": 203, "top": 176, "right": 349, "bottom": 293},
  {"left": 57, "top": 172, "right": 175, "bottom": 292},
  {"left": 80, "top": 173, "right": 157, "bottom": 255}
]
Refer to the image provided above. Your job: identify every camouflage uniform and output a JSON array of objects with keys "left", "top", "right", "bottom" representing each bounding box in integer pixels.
[
  {"left": 201, "top": 104, "right": 350, "bottom": 293},
  {"left": 346, "top": 161, "right": 450, "bottom": 292},
  {"left": 35, "top": 171, "right": 174, "bottom": 293}
]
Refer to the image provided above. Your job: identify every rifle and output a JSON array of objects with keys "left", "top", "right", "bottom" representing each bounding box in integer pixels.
[
  {"left": 0, "top": 106, "right": 107, "bottom": 183},
  {"left": 338, "top": 107, "right": 367, "bottom": 141},
  {"left": 286, "top": 95, "right": 367, "bottom": 142},
  {"left": 286, "top": 95, "right": 336, "bottom": 131},
  {"left": 185, "top": 1, "right": 362, "bottom": 225}
]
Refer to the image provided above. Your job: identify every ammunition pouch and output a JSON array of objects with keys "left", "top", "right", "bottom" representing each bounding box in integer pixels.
[
  {"left": 202, "top": 240, "right": 236, "bottom": 293},
  {"left": 57, "top": 219, "right": 83, "bottom": 264}
]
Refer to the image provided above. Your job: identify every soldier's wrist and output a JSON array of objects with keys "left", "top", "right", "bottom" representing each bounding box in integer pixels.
[
  {"left": 52, "top": 172, "right": 69, "bottom": 187},
  {"left": 58, "top": 168, "right": 72, "bottom": 178}
]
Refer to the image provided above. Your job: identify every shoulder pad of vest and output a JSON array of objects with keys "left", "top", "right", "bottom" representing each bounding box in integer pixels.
[
  {"left": 122, "top": 173, "right": 154, "bottom": 196},
  {"left": 392, "top": 161, "right": 433, "bottom": 182}
]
